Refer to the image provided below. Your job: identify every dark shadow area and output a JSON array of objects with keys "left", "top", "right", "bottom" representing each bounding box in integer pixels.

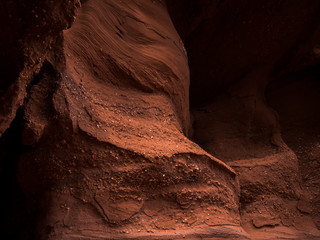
[
  {"left": 0, "top": 109, "right": 35, "bottom": 240},
  {"left": 266, "top": 63, "right": 320, "bottom": 229}
]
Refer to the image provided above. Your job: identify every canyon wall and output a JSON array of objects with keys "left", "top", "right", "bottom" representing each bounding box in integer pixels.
[{"left": 1, "top": 0, "right": 320, "bottom": 239}]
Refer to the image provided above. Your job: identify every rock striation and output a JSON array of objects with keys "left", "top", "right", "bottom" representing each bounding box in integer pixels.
[{"left": 1, "top": 0, "right": 320, "bottom": 239}]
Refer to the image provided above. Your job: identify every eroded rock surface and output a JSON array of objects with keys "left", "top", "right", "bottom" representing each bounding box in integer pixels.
[
  {"left": 2, "top": 0, "right": 243, "bottom": 239},
  {"left": 1, "top": 0, "right": 320, "bottom": 239},
  {"left": 168, "top": 0, "right": 320, "bottom": 238}
]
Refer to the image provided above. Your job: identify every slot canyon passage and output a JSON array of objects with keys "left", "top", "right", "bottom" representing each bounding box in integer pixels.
[{"left": 1, "top": 0, "right": 320, "bottom": 239}]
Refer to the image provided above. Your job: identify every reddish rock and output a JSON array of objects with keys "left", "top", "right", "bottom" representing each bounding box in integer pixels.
[
  {"left": 1, "top": 0, "right": 320, "bottom": 239},
  {"left": 13, "top": 0, "right": 242, "bottom": 239}
]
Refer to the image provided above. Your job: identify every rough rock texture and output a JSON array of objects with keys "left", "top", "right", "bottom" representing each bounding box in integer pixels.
[
  {"left": 1, "top": 0, "right": 320, "bottom": 239},
  {"left": 1, "top": 0, "right": 243, "bottom": 239},
  {"left": 0, "top": 0, "right": 79, "bottom": 136},
  {"left": 168, "top": 0, "right": 320, "bottom": 238},
  {"left": 1, "top": 1, "right": 80, "bottom": 239}
]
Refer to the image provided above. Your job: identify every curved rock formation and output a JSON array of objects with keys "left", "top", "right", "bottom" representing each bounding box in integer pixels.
[
  {"left": 2, "top": 0, "right": 245, "bottom": 239},
  {"left": 168, "top": 0, "right": 320, "bottom": 238},
  {"left": 1, "top": 0, "right": 320, "bottom": 239}
]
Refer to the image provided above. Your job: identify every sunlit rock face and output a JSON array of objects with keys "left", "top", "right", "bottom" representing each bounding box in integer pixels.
[{"left": 10, "top": 1, "right": 243, "bottom": 239}]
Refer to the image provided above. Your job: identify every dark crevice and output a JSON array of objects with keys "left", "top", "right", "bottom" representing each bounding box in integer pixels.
[
  {"left": 0, "top": 60, "right": 59, "bottom": 240},
  {"left": 0, "top": 108, "right": 36, "bottom": 240},
  {"left": 26, "top": 61, "right": 54, "bottom": 94}
]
